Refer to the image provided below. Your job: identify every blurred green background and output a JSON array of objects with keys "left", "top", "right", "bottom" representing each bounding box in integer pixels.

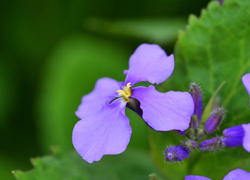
[{"left": 0, "top": 0, "right": 210, "bottom": 179}]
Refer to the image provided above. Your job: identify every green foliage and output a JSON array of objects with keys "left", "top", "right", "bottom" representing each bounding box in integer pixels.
[
  {"left": 150, "top": 0, "right": 250, "bottom": 179},
  {"left": 83, "top": 18, "right": 187, "bottom": 45},
  {"left": 13, "top": 148, "right": 161, "bottom": 180}
]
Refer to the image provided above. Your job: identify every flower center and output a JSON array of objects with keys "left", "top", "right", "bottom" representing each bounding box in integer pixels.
[{"left": 117, "top": 83, "right": 132, "bottom": 101}]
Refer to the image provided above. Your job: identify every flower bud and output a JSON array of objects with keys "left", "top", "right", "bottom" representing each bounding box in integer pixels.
[
  {"left": 189, "top": 128, "right": 195, "bottom": 140},
  {"left": 222, "top": 125, "right": 244, "bottom": 147},
  {"left": 204, "top": 108, "right": 225, "bottom": 134},
  {"left": 196, "top": 128, "right": 205, "bottom": 140},
  {"left": 199, "top": 137, "right": 223, "bottom": 151},
  {"left": 165, "top": 145, "right": 190, "bottom": 162},
  {"left": 184, "top": 139, "right": 197, "bottom": 150},
  {"left": 190, "top": 83, "right": 202, "bottom": 128}
]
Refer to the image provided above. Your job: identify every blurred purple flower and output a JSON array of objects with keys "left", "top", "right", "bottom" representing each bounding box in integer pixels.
[
  {"left": 185, "top": 169, "right": 250, "bottom": 180},
  {"left": 222, "top": 125, "right": 244, "bottom": 147},
  {"left": 242, "top": 73, "right": 250, "bottom": 106},
  {"left": 72, "top": 44, "right": 194, "bottom": 163},
  {"left": 243, "top": 123, "right": 250, "bottom": 152}
]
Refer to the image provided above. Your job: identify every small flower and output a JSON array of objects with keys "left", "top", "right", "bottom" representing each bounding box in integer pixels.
[
  {"left": 199, "top": 137, "right": 223, "bottom": 152},
  {"left": 204, "top": 108, "right": 225, "bottom": 134},
  {"left": 73, "top": 44, "right": 194, "bottom": 163},
  {"left": 222, "top": 125, "right": 244, "bottom": 147},
  {"left": 185, "top": 169, "right": 250, "bottom": 180},
  {"left": 165, "top": 145, "right": 190, "bottom": 162}
]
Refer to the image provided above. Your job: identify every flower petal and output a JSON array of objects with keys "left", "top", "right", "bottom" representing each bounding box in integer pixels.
[
  {"left": 243, "top": 123, "right": 250, "bottom": 152},
  {"left": 72, "top": 99, "right": 132, "bottom": 163},
  {"left": 124, "top": 44, "right": 174, "bottom": 86},
  {"left": 242, "top": 73, "right": 250, "bottom": 105},
  {"left": 223, "top": 169, "right": 250, "bottom": 180},
  {"left": 75, "top": 77, "right": 120, "bottom": 119},
  {"left": 131, "top": 85, "right": 194, "bottom": 131},
  {"left": 185, "top": 175, "right": 211, "bottom": 180}
]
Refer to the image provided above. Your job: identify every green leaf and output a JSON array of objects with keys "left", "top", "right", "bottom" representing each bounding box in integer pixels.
[
  {"left": 176, "top": 0, "right": 250, "bottom": 126},
  {"left": 150, "top": 0, "right": 250, "bottom": 179},
  {"left": 83, "top": 18, "right": 186, "bottom": 45},
  {"left": 13, "top": 148, "right": 162, "bottom": 180},
  {"left": 37, "top": 34, "right": 149, "bottom": 152}
]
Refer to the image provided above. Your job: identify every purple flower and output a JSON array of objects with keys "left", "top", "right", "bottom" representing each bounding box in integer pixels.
[
  {"left": 185, "top": 169, "right": 250, "bottom": 180},
  {"left": 165, "top": 145, "right": 190, "bottom": 162},
  {"left": 242, "top": 73, "right": 250, "bottom": 152},
  {"left": 242, "top": 73, "right": 250, "bottom": 106},
  {"left": 222, "top": 125, "right": 244, "bottom": 147},
  {"left": 72, "top": 44, "right": 194, "bottom": 163},
  {"left": 243, "top": 123, "right": 250, "bottom": 152}
]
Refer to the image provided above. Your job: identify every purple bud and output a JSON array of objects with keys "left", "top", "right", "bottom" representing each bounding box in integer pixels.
[
  {"left": 196, "top": 128, "right": 205, "bottom": 140},
  {"left": 190, "top": 83, "right": 202, "bottom": 128},
  {"left": 184, "top": 139, "right": 197, "bottom": 150},
  {"left": 204, "top": 108, "right": 225, "bottom": 134},
  {"left": 165, "top": 145, "right": 190, "bottom": 162},
  {"left": 199, "top": 137, "right": 223, "bottom": 151},
  {"left": 222, "top": 125, "right": 244, "bottom": 147}
]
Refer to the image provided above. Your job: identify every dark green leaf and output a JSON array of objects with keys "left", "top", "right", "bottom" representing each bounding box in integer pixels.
[{"left": 13, "top": 148, "right": 162, "bottom": 180}]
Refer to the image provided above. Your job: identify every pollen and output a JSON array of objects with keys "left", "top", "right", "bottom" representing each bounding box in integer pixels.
[{"left": 117, "top": 83, "right": 132, "bottom": 101}]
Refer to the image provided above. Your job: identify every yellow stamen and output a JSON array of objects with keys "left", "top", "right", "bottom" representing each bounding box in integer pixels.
[{"left": 117, "top": 83, "right": 132, "bottom": 101}]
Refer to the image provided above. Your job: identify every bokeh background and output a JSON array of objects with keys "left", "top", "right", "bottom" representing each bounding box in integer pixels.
[{"left": 0, "top": 0, "right": 210, "bottom": 179}]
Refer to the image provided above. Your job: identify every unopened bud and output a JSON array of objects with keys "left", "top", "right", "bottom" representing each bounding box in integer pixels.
[
  {"left": 190, "top": 115, "right": 199, "bottom": 129},
  {"left": 222, "top": 125, "right": 244, "bottom": 147},
  {"left": 196, "top": 128, "right": 205, "bottom": 140},
  {"left": 184, "top": 139, "right": 197, "bottom": 150},
  {"left": 165, "top": 145, "right": 190, "bottom": 162},
  {"left": 189, "top": 128, "right": 195, "bottom": 140},
  {"left": 199, "top": 137, "right": 223, "bottom": 151},
  {"left": 190, "top": 83, "right": 202, "bottom": 128},
  {"left": 204, "top": 108, "right": 225, "bottom": 134}
]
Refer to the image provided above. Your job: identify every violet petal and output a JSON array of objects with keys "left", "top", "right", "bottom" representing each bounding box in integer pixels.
[
  {"left": 72, "top": 99, "right": 132, "bottom": 163},
  {"left": 124, "top": 44, "right": 174, "bottom": 86},
  {"left": 75, "top": 77, "right": 119, "bottom": 119},
  {"left": 223, "top": 169, "right": 250, "bottom": 180},
  {"left": 242, "top": 73, "right": 250, "bottom": 106},
  {"left": 131, "top": 85, "right": 194, "bottom": 131},
  {"left": 185, "top": 175, "right": 211, "bottom": 180},
  {"left": 243, "top": 123, "right": 250, "bottom": 152}
]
